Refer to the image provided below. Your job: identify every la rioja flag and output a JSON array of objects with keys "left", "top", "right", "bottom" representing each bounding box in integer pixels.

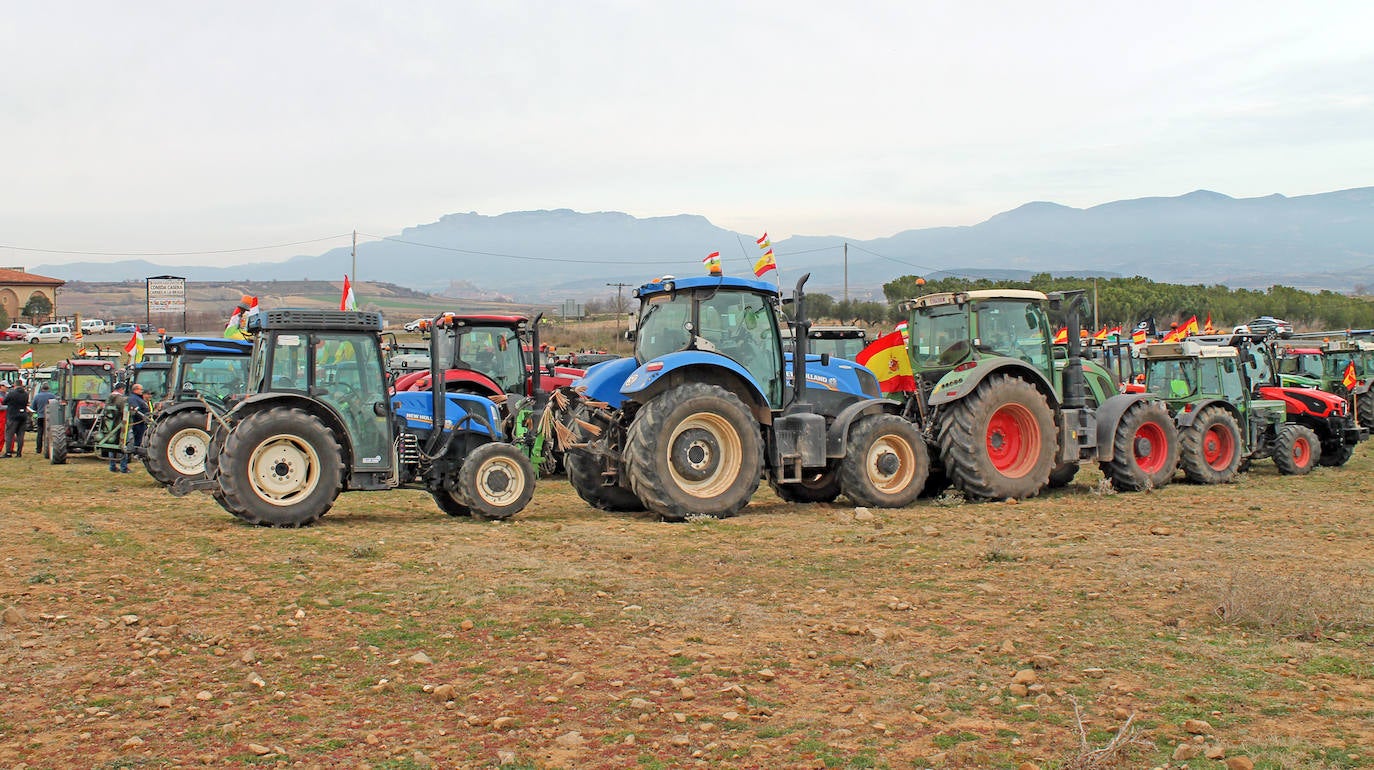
[{"left": 340, "top": 275, "right": 358, "bottom": 311}]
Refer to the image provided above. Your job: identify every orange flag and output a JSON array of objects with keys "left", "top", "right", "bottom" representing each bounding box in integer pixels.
[
  {"left": 1343, "top": 361, "right": 1359, "bottom": 390},
  {"left": 855, "top": 331, "right": 916, "bottom": 393}
]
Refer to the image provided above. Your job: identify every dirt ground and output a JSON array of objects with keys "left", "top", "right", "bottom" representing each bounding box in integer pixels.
[{"left": 1, "top": 447, "right": 1371, "bottom": 769}]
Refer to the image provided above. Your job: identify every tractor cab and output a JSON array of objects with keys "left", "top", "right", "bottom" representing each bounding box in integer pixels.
[
  {"left": 0, "top": 363, "right": 18, "bottom": 386},
  {"left": 1275, "top": 346, "right": 1325, "bottom": 387},
  {"left": 164, "top": 337, "right": 253, "bottom": 409},
  {"left": 805, "top": 326, "right": 869, "bottom": 361},
  {"left": 129, "top": 362, "right": 173, "bottom": 405},
  {"left": 394, "top": 315, "right": 543, "bottom": 400},
  {"left": 905, "top": 290, "right": 1053, "bottom": 381}
]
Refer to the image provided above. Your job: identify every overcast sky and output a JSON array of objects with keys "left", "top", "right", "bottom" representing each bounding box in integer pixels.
[{"left": 3, "top": 0, "right": 1372, "bottom": 267}]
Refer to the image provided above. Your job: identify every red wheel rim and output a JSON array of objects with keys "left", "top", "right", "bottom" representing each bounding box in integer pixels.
[
  {"left": 1133, "top": 420, "right": 1168, "bottom": 474},
  {"left": 986, "top": 403, "right": 1040, "bottom": 478},
  {"left": 1292, "top": 436, "right": 1311, "bottom": 468},
  {"left": 1202, "top": 424, "right": 1236, "bottom": 470}
]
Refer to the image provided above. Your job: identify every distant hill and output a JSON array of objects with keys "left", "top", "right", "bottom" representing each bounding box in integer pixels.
[{"left": 35, "top": 187, "right": 1374, "bottom": 299}]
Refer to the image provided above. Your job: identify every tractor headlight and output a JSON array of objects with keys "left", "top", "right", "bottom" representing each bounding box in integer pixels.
[{"left": 855, "top": 367, "right": 881, "bottom": 399}]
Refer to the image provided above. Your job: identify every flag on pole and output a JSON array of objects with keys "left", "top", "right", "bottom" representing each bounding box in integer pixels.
[
  {"left": 1053, "top": 327, "right": 1069, "bottom": 344},
  {"left": 243, "top": 295, "right": 260, "bottom": 322},
  {"left": 895, "top": 320, "right": 909, "bottom": 339},
  {"left": 1182, "top": 315, "right": 1200, "bottom": 337},
  {"left": 124, "top": 330, "right": 145, "bottom": 364},
  {"left": 855, "top": 331, "right": 916, "bottom": 393},
  {"left": 1093, "top": 325, "right": 1109, "bottom": 340},
  {"left": 1203, "top": 314, "right": 1215, "bottom": 334},
  {"left": 756, "top": 232, "right": 770, "bottom": 249},
  {"left": 1343, "top": 361, "right": 1359, "bottom": 390},
  {"left": 19, "top": 348, "right": 34, "bottom": 368},
  {"left": 341, "top": 275, "right": 358, "bottom": 311},
  {"left": 1131, "top": 328, "right": 1148, "bottom": 345},
  {"left": 753, "top": 249, "right": 777, "bottom": 277},
  {"left": 702, "top": 252, "right": 722, "bottom": 276}
]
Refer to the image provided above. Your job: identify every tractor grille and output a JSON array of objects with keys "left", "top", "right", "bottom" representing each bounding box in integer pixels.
[{"left": 249, "top": 309, "right": 383, "bottom": 332}]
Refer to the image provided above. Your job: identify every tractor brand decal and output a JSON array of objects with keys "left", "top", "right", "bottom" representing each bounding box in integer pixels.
[
  {"left": 361, "top": 455, "right": 382, "bottom": 464},
  {"left": 624, "top": 372, "right": 641, "bottom": 388}
]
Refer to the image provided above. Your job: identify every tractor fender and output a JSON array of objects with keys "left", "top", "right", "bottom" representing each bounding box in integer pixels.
[
  {"left": 621, "top": 353, "right": 770, "bottom": 412},
  {"left": 230, "top": 392, "right": 355, "bottom": 470},
  {"left": 1353, "top": 380, "right": 1373, "bottom": 396},
  {"left": 823, "top": 398, "right": 904, "bottom": 458},
  {"left": 1172, "top": 397, "right": 1241, "bottom": 430},
  {"left": 156, "top": 400, "right": 210, "bottom": 421},
  {"left": 572, "top": 357, "right": 639, "bottom": 409},
  {"left": 1093, "top": 393, "right": 1156, "bottom": 463},
  {"left": 928, "top": 358, "right": 1058, "bottom": 408}
]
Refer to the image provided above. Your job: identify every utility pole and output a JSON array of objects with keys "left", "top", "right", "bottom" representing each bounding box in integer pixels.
[
  {"left": 351, "top": 230, "right": 357, "bottom": 282},
  {"left": 606, "top": 282, "right": 633, "bottom": 351},
  {"left": 843, "top": 242, "right": 849, "bottom": 304}
]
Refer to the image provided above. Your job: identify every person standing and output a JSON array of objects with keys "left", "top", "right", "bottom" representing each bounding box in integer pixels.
[
  {"left": 2, "top": 380, "right": 28, "bottom": 457},
  {"left": 31, "top": 382, "right": 55, "bottom": 455},
  {"left": 113, "top": 383, "right": 152, "bottom": 473},
  {"left": 0, "top": 383, "right": 9, "bottom": 454}
]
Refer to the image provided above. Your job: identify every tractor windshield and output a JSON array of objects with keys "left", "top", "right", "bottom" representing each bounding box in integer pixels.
[
  {"left": 636, "top": 294, "right": 693, "bottom": 361},
  {"left": 456, "top": 326, "right": 525, "bottom": 394},
  {"left": 810, "top": 336, "right": 867, "bottom": 360},
  {"left": 1240, "top": 347, "right": 1276, "bottom": 389},
  {"left": 1279, "top": 353, "right": 1323, "bottom": 379},
  {"left": 972, "top": 301, "right": 1050, "bottom": 369},
  {"left": 70, "top": 370, "right": 114, "bottom": 400},
  {"left": 1325, "top": 352, "right": 1363, "bottom": 379},
  {"left": 133, "top": 367, "right": 170, "bottom": 403},
  {"left": 910, "top": 307, "right": 971, "bottom": 369},
  {"left": 1144, "top": 358, "right": 1199, "bottom": 399},
  {"left": 179, "top": 356, "right": 250, "bottom": 404}
]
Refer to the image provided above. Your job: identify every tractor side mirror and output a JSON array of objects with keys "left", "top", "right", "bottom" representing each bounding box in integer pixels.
[
  {"left": 373, "top": 402, "right": 387, "bottom": 416},
  {"left": 820, "top": 353, "right": 831, "bottom": 367}
]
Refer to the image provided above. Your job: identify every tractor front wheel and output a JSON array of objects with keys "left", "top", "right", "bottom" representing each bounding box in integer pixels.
[
  {"left": 216, "top": 408, "right": 344, "bottom": 527},
  {"left": 1273, "top": 423, "right": 1319, "bottom": 475},
  {"left": 144, "top": 410, "right": 211, "bottom": 486},
  {"left": 46, "top": 401, "right": 67, "bottom": 465},
  {"left": 625, "top": 383, "right": 763, "bottom": 521},
  {"left": 1180, "top": 407, "right": 1242, "bottom": 484},
  {"left": 937, "top": 375, "right": 1055, "bottom": 501},
  {"left": 839, "top": 414, "right": 928, "bottom": 508},
  {"left": 564, "top": 405, "right": 645, "bottom": 513},
  {"left": 1358, "top": 394, "right": 1373, "bottom": 431},
  {"left": 430, "top": 488, "right": 471, "bottom": 517},
  {"left": 458, "top": 442, "right": 536, "bottom": 520},
  {"left": 1101, "top": 401, "right": 1179, "bottom": 491}
]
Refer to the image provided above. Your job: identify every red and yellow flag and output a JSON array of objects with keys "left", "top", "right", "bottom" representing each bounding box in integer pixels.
[
  {"left": 855, "top": 331, "right": 916, "bottom": 393},
  {"left": 1052, "top": 327, "right": 1068, "bottom": 344},
  {"left": 1343, "top": 361, "right": 1359, "bottom": 390},
  {"left": 1131, "top": 328, "right": 1147, "bottom": 345},
  {"left": 753, "top": 249, "right": 776, "bottom": 277},
  {"left": 1203, "top": 314, "right": 1215, "bottom": 334},
  {"left": 1093, "top": 325, "right": 1109, "bottom": 340},
  {"left": 1182, "top": 315, "right": 1200, "bottom": 337}
]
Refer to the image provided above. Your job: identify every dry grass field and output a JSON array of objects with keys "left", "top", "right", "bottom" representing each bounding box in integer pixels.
[{"left": 2, "top": 441, "right": 1372, "bottom": 769}]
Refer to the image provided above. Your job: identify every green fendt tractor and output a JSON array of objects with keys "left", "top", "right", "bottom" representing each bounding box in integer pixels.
[
  {"left": 1139, "top": 340, "right": 1314, "bottom": 482},
  {"left": 898, "top": 289, "right": 1179, "bottom": 499}
]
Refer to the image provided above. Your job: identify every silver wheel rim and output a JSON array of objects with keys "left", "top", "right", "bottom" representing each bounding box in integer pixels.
[
  {"left": 168, "top": 426, "right": 210, "bottom": 476},
  {"left": 473, "top": 455, "right": 523, "bottom": 508},
  {"left": 247, "top": 434, "right": 321, "bottom": 507}
]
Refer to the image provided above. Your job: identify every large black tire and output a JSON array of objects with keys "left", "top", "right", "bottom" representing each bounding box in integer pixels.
[
  {"left": 457, "top": 442, "right": 536, "bottom": 520},
  {"left": 918, "top": 457, "right": 952, "bottom": 498},
  {"left": 1100, "top": 401, "right": 1179, "bottom": 492},
  {"left": 1318, "top": 437, "right": 1355, "bottom": 467},
  {"left": 216, "top": 408, "right": 344, "bottom": 527},
  {"left": 1273, "top": 424, "right": 1320, "bottom": 475},
  {"left": 144, "top": 409, "right": 212, "bottom": 486},
  {"left": 430, "top": 488, "right": 472, "bottom": 517},
  {"left": 768, "top": 463, "right": 843, "bottom": 504},
  {"left": 1047, "top": 463, "right": 1079, "bottom": 488},
  {"left": 46, "top": 401, "right": 67, "bottom": 465},
  {"left": 839, "top": 414, "right": 928, "bottom": 508},
  {"left": 624, "top": 383, "right": 763, "bottom": 521},
  {"left": 564, "top": 405, "right": 645, "bottom": 512},
  {"left": 200, "top": 421, "right": 236, "bottom": 513},
  {"left": 1358, "top": 394, "right": 1373, "bottom": 431},
  {"left": 937, "top": 375, "right": 1055, "bottom": 501},
  {"left": 1180, "top": 406, "right": 1242, "bottom": 484}
]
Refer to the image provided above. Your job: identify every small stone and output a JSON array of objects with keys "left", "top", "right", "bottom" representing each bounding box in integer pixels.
[
  {"left": 1012, "top": 669, "right": 1037, "bottom": 685},
  {"left": 239, "top": 650, "right": 257, "bottom": 664},
  {"left": 365, "top": 733, "right": 380, "bottom": 745},
  {"left": 1082, "top": 668, "right": 1106, "bottom": 678},
  {"left": 492, "top": 717, "right": 516, "bottom": 730},
  {"left": 563, "top": 671, "right": 586, "bottom": 687},
  {"left": 555, "top": 731, "right": 585, "bottom": 748},
  {"left": 671, "top": 734, "right": 690, "bottom": 746},
  {"left": 1149, "top": 526, "right": 1172, "bottom": 536},
  {"left": 757, "top": 668, "right": 776, "bottom": 681},
  {"left": 921, "top": 525, "right": 941, "bottom": 537},
  {"left": 195, "top": 691, "right": 213, "bottom": 701},
  {"left": 1173, "top": 743, "right": 1201, "bottom": 761},
  {"left": 460, "top": 619, "right": 475, "bottom": 630},
  {"left": 853, "top": 507, "right": 875, "bottom": 522},
  {"left": 248, "top": 743, "right": 271, "bottom": 756},
  {"left": 1183, "top": 718, "right": 1213, "bottom": 735},
  {"left": 466, "top": 714, "right": 490, "bottom": 727},
  {"left": 1009, "top": 683, "right": 1029, "bottom": 697},
  {"left": 721, "top": 711, "right": 740, "bottom": 722},
  {"left": 247, "top": 672, "right": 266, "bottom": 688},
  {"left": 433, "top": 684, "right": 456, "bottom": 701},
  {"left": 999, "top": 639, "right": 1015, "bottom": 654},
  {"left": 1, "top": 606, "right": 25, "bottom": 625},
  {"left": 1030, "top": 654, "right": 1057, "bottom": 669},
  {"left": 497, "top": 750, "right": 517, "bottom": 765},
  {"left": 1018, "top": 763, "right": 1040, "bottom": 770},
  {"left": 1224, "top": 758, "right": 1255, "bottom": 770},
  {"left": 629, "top": 698, "right": 654, "bottom": 711},
  {"left": 121, "top": 736, "right": 145, "bottom": 748},
  {"left": 120, "top": 615, "right": 140, "bottom": 626},
  {"left": 408, "top": 652, "right": 433, "bottom": 665},
  {"left": 1112, "top": 707, "right": 1130, "bottom": 720},
  {"left": 1205, "top": 745, "right": 1226, "bottom": 760},
  {"left": 154, "top": 695, "right": 174, "bottom": 708},
  {"left": 679, "top": 687, "right": 696, "bottom": 700}
]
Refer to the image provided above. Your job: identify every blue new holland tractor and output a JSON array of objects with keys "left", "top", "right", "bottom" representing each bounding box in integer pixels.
[
  {"left": 176, "top": 309, "right": 535, "bottom": 527},
  {"left": 560, "top": 273, "right": 928, "bottom": 520}
]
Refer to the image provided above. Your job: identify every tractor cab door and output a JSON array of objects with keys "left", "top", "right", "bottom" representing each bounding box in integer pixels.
[
  {"left": 697, "top": 291, "right": 785, "bottom": 408},
  {"left": 312, "top": 332, "right": 393, "bottom": 473}
]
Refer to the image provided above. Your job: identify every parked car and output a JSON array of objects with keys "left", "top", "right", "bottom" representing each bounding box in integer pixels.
[
  {"left": 138, "top": 323, "right": 156, "bottom": 334},
  {"left": 29, "top": 323, "right": 73, "bottom": 344},
  {"left": 1235, "top": 316, "right": 1294, "bottom": 337},
  {"left": 404, "top": 318, "right": 427, "bottom": 332},
  {"left": 80, "top": 319, "right": 108, "bottom": 334},
  {"left": 1, "top": 323, "right": 37, "bottom": 341},
  {"left": 114, "top": 323, "right": 139, "bottom": 334}
]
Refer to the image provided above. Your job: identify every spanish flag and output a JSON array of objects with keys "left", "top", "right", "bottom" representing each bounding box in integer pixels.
[
  {"left": 753, "top": 249, "right": 777, "bottom": 277},
  {"left": 1131, "top": 328, "right": 1147, "bottom": 345},
  {"left": 856, "top": 331, "right": 916, "bottom": 393},
  {"left": 1093, "top": 326, "right": 1109, "bottom": 340},
  {"left": 1053, "top": 327, "right": 1068, "bottom": 344},
  {"left": 1343, "top": 361, "right": 1359, "bottom": 390},
  {"left": 1182, "top": 315, "right": 1200, "bottom": 337}
]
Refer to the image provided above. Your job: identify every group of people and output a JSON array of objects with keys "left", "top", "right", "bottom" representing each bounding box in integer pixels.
[{"left": 0, "top": 379, "right": 149, "bottom": 469}]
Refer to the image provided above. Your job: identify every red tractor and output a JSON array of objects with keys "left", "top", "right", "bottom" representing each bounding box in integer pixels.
[{"left": 393, "top": 314, "right": 583, "bottom": 398}]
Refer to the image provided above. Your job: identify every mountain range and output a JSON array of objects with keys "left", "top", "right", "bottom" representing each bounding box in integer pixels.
[{"left": 35, "top": 187, "right": 1374, "bottom": 301}]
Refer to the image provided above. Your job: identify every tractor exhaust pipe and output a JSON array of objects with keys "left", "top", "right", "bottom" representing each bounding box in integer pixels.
[
  {"left": 529, "top": 312, "right": 544, "bottom": 401},
  {"left": 1062, "top": 292, "right": 1087, "bottom": 410},
  {"left": 791, "top": 273, "right": 812, "bottom": 408}
]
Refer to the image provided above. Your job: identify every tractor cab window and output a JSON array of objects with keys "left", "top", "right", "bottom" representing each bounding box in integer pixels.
[
  {"left": 458, "top": 327, "right": 524, "bottom": 394},
  {"left": 313, "top": 332, "right": 391, "bottom": 471},
  {"left": 810, "top": 336, "right": 867, "bottom": 361},
  {"left": 1279, "top": 354, "right": 1322, "bottom": 379},
  {"left": 1145, "top": 359, "right": 1197, "bottom": 399},
  {"left": 972, "top": 301, "right": 1050, "bottom": 370},
  {"left": 911, "top": 308, "right": 970, "bottom": 369},
  {"left": 1219, "top": 357, "right": 1246, "bottom": 402},
  {"left": 635, "top": 294, "right": 693, "bottom": 361},
  {"left": 698, "top": 290, "right": 783, "bottom": 406},
  {"left": 1325, "top": 353, "right": 1361, "bottom": 379},
  {"left": 181, "top": 357, "right": 250, "bottom": 404},
  {"left": 269, "top": 334, "right": 309, "bottom": 392},
  {"left": 1242, "top": 348, "right": 1275, "bottom": 390},
  {"left": 134, "top": 368, "right": 168, "bottom": 403},
  {"left": 71, "top": 371, "right": 113, "bottom": 400},
  {"left": 1198, "top": 359, "right": 1223, "bottom": 397}
]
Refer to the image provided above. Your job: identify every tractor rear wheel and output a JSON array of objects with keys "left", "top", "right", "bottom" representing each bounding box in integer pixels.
[
  {"left": 1180, "top": 407, "right": 1242, "bottom": 484},
  {"left": 1318, "top": 437, "right": 1355, "bottom": 467},
  {"left": 1273, "top": 424, "right": 1319, "bottom": 475},
  {"left": 458, "top": 442, "right": 536, "bottom": 520},
  {"left": 1101, "top": 401, "right": 1179, "bottom": 491},
  {"left": 144, "top": 410, "right": 211, "bottom": 486},
  {"left": 216, "top": 408, "right": 343, "bottom": 527},
  {"left": 46, "top": 401, "right": 67, "bottom": 465},
  {"left": 1047, "top": 463, "right": 1079, "bottom": 488},
  {"left": 430, "top": 488, "right": 471, "bottom": 517},
  {"left": 625, "top": 383, "right": 763, "bottom": 521},
  {"left": 937, "top": 375, "right": 1055, "bottom": 501},
  {"left": 564, "top": 405, "right": 645, "bottom": 513},
  {"left": 768, "top": 463, "right": 842, "bottom": 504},
  {"left": 1358, "top": 394, "right": 1373, "bottom": 431},
  {"left": 839, "top": 414, "right": 928, "bottom": 508}
]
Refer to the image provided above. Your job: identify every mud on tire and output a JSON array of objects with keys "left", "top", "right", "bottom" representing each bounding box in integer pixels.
[
  {"left": 1180, "top": 406, "right": 1242, "bottom": 484},
  {"left": 216, "top": 407, "right": 344, "bottom": 527},
  {"left": 1101, "top": 401, "right": 1179, "bottom": 492},
  {"left": 937, "top": 375, "right": 1055, "bottom": 501},
  {"left": 625, "top": 383, "right": 763, "bottom": 521},
  {"left": 564, "top": 405, "right": 645, "bottom": 512},
  {"left": 839, "top": 414, "right": 928, "bottom": 508}
]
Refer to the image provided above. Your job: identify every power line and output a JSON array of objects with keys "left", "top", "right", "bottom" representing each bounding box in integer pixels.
[{"left": 0, "top": 233, "right": 354, "bottom": 257}]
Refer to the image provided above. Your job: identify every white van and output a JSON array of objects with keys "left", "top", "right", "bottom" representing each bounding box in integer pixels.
[
  {"left": 80, "top": 319, "right": 108, "bottom": 334},
  {"left": 29, "top": 323, "right": 73, "bottom": 344}
]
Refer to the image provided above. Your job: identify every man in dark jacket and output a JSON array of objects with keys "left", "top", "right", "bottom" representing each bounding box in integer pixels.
[
  {"left": 30, "top": 382, "right": 55, "bottom": 455},
  {"left": 111, "top": 383, "right": 152, "bottom": 473},
  {"left": 2, "top": 381, "right": 29, "bottom": 457}
]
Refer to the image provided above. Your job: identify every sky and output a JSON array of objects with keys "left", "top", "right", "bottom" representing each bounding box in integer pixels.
[{"left": 3, "top": 0, "right": 1373, "bottom": 268}]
